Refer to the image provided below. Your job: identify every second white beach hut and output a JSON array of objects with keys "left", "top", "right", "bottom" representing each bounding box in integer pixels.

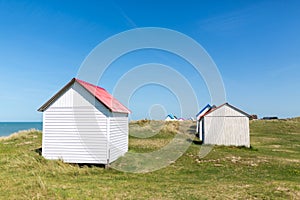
[
  {"left": 38, "top": 78, "right": 130, "bottom": 165},
  {"left": 197, "top": 103, "right": 250, "bottom": 147}
]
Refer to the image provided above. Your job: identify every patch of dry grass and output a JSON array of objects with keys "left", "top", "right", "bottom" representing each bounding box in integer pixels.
[
  {"left": 0, "top": 128, "right": 39, "bottom": 141},
  {"left": 130, "top": 138, "right": 170, "bottom": 150}
]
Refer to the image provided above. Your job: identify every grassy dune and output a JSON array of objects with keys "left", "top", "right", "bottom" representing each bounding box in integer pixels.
[{"left": 0, "top": 119, "right": 299, "bottom": 199}]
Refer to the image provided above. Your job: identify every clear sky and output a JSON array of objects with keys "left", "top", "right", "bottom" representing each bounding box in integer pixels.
[{"left": 0, "top": 0, "right": 299, "bottom": 121}]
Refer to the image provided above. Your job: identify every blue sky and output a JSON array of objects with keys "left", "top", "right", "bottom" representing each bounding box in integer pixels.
[{"left": 0, "top": 0, "right": 299, "bottom": 121}]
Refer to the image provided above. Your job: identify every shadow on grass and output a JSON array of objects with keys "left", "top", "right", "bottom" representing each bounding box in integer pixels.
[
  {"left": 76, "top": 163, "right": 107, "bottom": 168},
  {"left": 192, "top": 140, "right": 203, "bottom": 145},
  {"left": 34, "top": 147, "right": 42, "bottom": 155},
  {"left": 186, "top": 138, "right": 203, "bottom": 145},
  {"left": 33, "top": 147, "right": 107, "bottom": 168},
  {"left": 186, "top": 125, "right": 202, "bottom": 145}
]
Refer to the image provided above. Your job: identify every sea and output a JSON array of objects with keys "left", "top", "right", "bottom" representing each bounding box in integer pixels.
[{"left": 0, "top": 122, "right": 42, "bottom": 137}]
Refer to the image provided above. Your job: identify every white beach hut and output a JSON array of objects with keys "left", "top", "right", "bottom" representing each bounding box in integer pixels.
[
  {"left": 198, "top": 103, "right": 250, "bottom": 147},
  {"left": 165, "top": 114, "right": 177, "bottom": 121},
  {"left": 38, "top": 78, "right": 130, "bottom": 164},
  {"left": 196, "top": 104, "right": 212, "bottom": 140}
]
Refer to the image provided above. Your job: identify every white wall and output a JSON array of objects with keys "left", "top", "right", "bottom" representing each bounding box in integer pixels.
[
  {"left": 109, "top": 112, "right": 129, "bottom": 162},
  {"left": 43, "top": 83, "right": 110, "bottom": 164},
  {"left": 203, "top": 105, "right": 250, "bottom": 147}
]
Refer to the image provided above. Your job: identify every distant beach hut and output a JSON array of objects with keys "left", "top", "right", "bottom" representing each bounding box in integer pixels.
[
  {"left": 38, "top": 78, "right": 130, "bottom": 165},
  {"left": 188, "top": 117, "right": 195, "bottom": 121},
  {"left": 196, "top": 104, "right": 212, "bottom": 137},
  {"left": 197, "top": 103, "right": 250, "bottom": 147},
  {"left": 165, "top": 114, "right": 177, "bottom": 121},
  {"left": 178, "top": 118, "right": 185, "bottom": 121}
]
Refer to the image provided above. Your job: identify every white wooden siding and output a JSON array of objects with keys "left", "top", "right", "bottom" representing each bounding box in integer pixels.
[
  {"left": 109, "top": 113, "right": 129, "bottom": 162},
  {"left": 42, "top": 81, "right": 129, "bottom": 164},
  {"left": 203, "top": 104, "right": 250, "bottom": 147},
  {"left": 203, "top": 116, "right": 249, "bottom": 147},
  {"left": 50, "top": 82, "right": 111, "bottom": 116},
  {"left": 42, "top": 82, "right": 110, "bottom": 164},
  {"left": 43, "top": 108, "right": 109, "bottom": 163}
]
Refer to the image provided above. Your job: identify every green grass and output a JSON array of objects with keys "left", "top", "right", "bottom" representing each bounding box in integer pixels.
[{"left": 0, "top": 119, "right": 299, "bottom": 199}]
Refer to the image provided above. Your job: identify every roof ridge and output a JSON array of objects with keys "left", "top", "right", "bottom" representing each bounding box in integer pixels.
[
  {"left": 38, "top": 78, "right": 130, "bottom": 114},
  {"left": 75, "top": 78, "right": 106, "bottom": 91},
  {"left": 202, "top": 102, "right": 249, "bottom": 117},
  {"left": 75, "top": 78, "right": 130, "bottom": 113}
]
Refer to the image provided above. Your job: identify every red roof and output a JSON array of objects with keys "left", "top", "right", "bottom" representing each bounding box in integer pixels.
[
  {"left": 75, "top": 79, "right": 130, "bottom": 113},
  {"left": 38, "top": 78, "right": 130, "bottom": 114}
]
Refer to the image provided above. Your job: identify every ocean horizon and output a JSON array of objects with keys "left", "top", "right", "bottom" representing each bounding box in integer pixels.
[{"left": 0, "top": 122, "right": 42, "bottom": 137}]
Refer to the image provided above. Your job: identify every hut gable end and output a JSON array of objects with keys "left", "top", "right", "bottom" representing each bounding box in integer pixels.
[
  {"left": 197, "top": 102, "right": 250, "bottom": 147},
  {"left": 38, "top": 78, "right": 130, "bottom": 114},
  {"left": 48, "top": 82, "right": 111, "bottom": 117},
  {"left": 38, "top": 78, "right": 130, "bottom": 164}
]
